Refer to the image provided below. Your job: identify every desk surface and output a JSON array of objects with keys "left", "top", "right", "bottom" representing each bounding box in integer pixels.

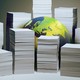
[{"left": 0, "top": 72, "right": 80, "bottom": 80}]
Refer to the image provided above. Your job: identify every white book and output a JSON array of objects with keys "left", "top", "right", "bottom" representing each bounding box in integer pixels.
[
  {"left": 0, "top": 49, "right": 12, "bottom": 54},
  {"left": 14, "top": 50, "right": 34, "bottom": 55},
  {"left": 61, "top": 43, "right": 80, "bottom": 49},
  {"left": 14, "top": 69, "right": 34, "bottom": 74},
  {"left": 33, "top": 13, "right": 52, "bottom": 18},
  {"left": 37, "top": 63, "right": 57, "bottom": 69},
  {"left": 10, "top": 34, "right": 34, "bottom": 39},
  {"left": 38, "top": 36, "right": 59, "bottom": 44},
  {"left": 54, "top": 7, "right": 77, "bottom": 18},
  {"left": 37, "top": 69, "right": 57, "bottom": 73},
  {"left": 55, "top": 17, "right": 77, "bottom": 24},
  {"left": 7, "top": 12, "right": 31, "bottom": 21},
  {"left": 0, "top": 62, "right": 12, "bottom": 67},
  {"left": 61, "top": 43, "right": 80, "bottom": 77},
  {"left": 0, "top": 70, "right": 12, "bottom": 76},
  {"left": 75, "top": 28, "right": 80, "bottom": 43},
  {"left": 38, "top": 36, "right": 59, "bottom": 40},
  {"left": 0, "top": 22, "right": 3, "bottom": 31},
  {"left": 33, "top": 0, "right": 52, "bottom": 18},
  {"left": 37, "top": 54, "right": 57, "bottom": 59},
  {"left": 5, "top": 12, "right": 31, "bottom": 50},
  {"left": 38, "top": 45, "right": 57, "bottom": 50},
  {"left": 33, "top": 4, "right": 51, "bottom": 8},
  {"left": 33, "top": 0, "right": 52, "bottom": 5},
  {"left": 10, "top": 28, "right": 34, "bottom": 38},
  {"left": 10, "top": 38, "right": 34, "bottom": 43},
  {"left": 0, "top": 49, "right": 12, "bottom": 76},
  {"left": 0, "top": 22, "right": 3, "bottom": 48},
  {"left": 10, "top": 29, "right": 34, "bottom": 43},
  {"left": 37, "top": 35, "right": 60, "bottom": 72},
  {"left": 37, "top": 50, "right": 57, "bottom": 54},
  {"left": 33, "top": 8, "right": 52, "bottom": 13},
  {"left": 14, "top": 54, "right": 34, "bottom": 74},
  {"left": 15, "top": 57, "right": 34, "bottom": 61},
  {"left": 10, "top": 28, "right": 34, "bottom": 34},
  {"left": 10, "top": 41, "right": 34, "bottom": 46},
  {"left": 9, "top": 20, "right": 30, "bottom": 28},
  {"left": 37, "top": 58, "right": 57, "bottom": 62},
  {"left": 11, "top": 44, "right": 34, "bottom": 51},
  {"left": 7, "top": 17, "right": 31, "bottom": 22},
  {"left": 10, "top": 32, "right": 34, "bottom": 39},
  {"left": 61, "top": 47, "right": 80, "bottom": 54},
  {"left": 15, "top": 60, "right": 34, "bottom": 63}
]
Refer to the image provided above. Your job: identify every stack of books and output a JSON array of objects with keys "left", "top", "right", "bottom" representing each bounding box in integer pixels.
[
  {"left": 75, "top": 28, "right": 80, "bottom": 43},
  {"left": 33, "top": 0, "right": 52, "bottom": 18},
  {"left": 61, "top": 43, "right": 80, "bottom": 77},
  {"left": 5, "top": 12, "right": 31, "bottom": 50},
  {"left": 10, "top": 28, "right": 34, "bottom": 74},
  {"left": 37, "top": 36, "right": 59, "bottom": 72},
  {"left": 54, "top": 7, "right": 77, "bottom": 42},
  {"left": 0, "top": 22, "right": 3, "bottom": 48},
  {"left": 0, "top": 49, "right": 12, "bottom": 76}
]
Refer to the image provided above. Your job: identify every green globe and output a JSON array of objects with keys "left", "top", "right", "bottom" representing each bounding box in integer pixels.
[{"left": 20, "top": 16, "right": 71, "bottom": 47}]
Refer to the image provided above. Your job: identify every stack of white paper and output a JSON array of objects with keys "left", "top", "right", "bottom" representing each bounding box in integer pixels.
[
  {"left": 10, "top": 29, "right": 34, "bottom": 74},
  {"left": 33, "top": 0, "right": 52, "bottom": 18},
  {"left": 6, "top": 12, "right": 31, "bottom": 28},
  {"left": 5, "top": 12, "right": 31, "bottom": 50},
  {"left": 0, "top": 49, "right": 12, "bottom": 76},
  {"left": 75, "top": 28, "right": 80, "bottom": 43},
  {"left": 37, "top": 36, "right": 59, "bottom": 72},
  {"left": 0, "top": 22, "right": 3, "bottom": 48},
  {"left": 61, "top": 43, "right": 80, "bottom": 77},
  {"left": 54, "top": 7, "right": 77, "bottom": 42}
]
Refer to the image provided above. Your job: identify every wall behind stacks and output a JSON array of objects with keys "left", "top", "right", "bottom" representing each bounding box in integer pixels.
[{"left": 0, "top": 0, "right": 32, "bottom": 22}]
